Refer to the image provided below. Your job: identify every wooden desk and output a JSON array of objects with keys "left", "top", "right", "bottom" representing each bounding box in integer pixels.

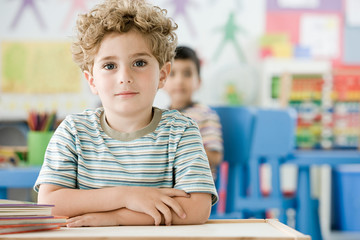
[{"left": 0, "top": 219, "right": 310, "bottom": 240}]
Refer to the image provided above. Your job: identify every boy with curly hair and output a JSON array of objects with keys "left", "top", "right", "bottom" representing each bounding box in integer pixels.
[{"left": 35, "top": 0, "right": 217, "bottom": 227}]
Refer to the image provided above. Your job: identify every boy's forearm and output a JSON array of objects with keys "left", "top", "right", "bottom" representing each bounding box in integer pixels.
[
  {"left": 114, "top": 208, "right": 157, "bottom": 226},
  {"left": 38, "top": 184, "right": 127, "bottom": 217},
  {"left": 171, "top": 193, "right": 212, "bottom": 225}
]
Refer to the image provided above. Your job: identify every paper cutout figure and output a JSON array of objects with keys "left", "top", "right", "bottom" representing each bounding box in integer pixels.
[
  {"left": 61, "top": 0, "right": 88, "bottom": 30},
  {"left": 167, "top": 0, "right": 197, "bottom": 36},
  {"left": 213, "top": 12, "right": 246, "bottom": 62},
  {"left": 10, "top": 0, "right": 46, "bottom": 30}
]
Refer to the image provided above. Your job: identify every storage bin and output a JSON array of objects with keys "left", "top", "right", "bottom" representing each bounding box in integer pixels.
[{"left": 333, "top": 164, "right": 360, "bottom": 231}]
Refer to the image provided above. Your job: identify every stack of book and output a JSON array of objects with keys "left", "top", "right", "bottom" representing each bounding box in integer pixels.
[{"left": 0, "top": 199, "right": 67, "bottom": 235}]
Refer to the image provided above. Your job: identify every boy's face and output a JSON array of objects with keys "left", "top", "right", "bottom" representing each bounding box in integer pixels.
[
  {"left": 163, "top": 59, "right": 200, "bottom": 108},
  {"left": 85, "top": 30, "right": 170, "bottom": 117}
]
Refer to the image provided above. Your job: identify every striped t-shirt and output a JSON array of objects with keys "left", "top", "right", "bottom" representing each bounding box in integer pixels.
[
  {"left": 179, "top": 103, "right": 223, "bottom": 177},
  {"left": 179, "top": 103, "right": 223, "bottom": 153},
  {"left": 34, "top": 107, "right": 218, "bottom": 204}
]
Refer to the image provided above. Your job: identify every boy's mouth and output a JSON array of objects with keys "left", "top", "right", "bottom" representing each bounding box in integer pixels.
[{"left": 114, "top": 91, "right": 139, "bottom": 97}]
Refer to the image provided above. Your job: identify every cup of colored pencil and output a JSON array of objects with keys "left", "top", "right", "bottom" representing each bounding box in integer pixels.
[
  {"left": 27, "top": 111, "right": 57, "bottom": 132},
  {"left": 27, "top": 111, "right": 57, "bottom": 166}
]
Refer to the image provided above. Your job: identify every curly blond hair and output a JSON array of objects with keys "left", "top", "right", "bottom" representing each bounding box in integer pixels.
[{"left": 71, "top": 0, "right": 178, "bottom": 72}]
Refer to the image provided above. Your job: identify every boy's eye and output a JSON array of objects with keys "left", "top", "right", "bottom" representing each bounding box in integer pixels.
[
  {"left": 183, "top": 70, "right": 192, "bottom": 77},
  {"left": 104, "top": 63, "right": 116, "bottom": 70},
  {"left": 133, "top": 60, "right": 146, "bottom": 67}
]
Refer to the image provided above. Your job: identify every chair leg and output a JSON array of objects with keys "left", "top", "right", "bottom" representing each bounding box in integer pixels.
[
  {"left": 249, "top": 157, "right": 261, "bottom": 197},
  {"left": 296, "top": 166, "right": 322, "bottom": 240},
  {"left": 269, "top": 157, "right": 287, "bottom": 224},
  {"left": 278, "top": 209, "right": 287, "bottom": 223}
]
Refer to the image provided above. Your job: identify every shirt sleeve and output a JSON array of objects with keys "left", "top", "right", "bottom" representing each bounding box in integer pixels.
[
  {"left": 173, "top": 121, "right": 219, "bottom": 205},
  {"left": 34, "top": 116, "right": 78, "bottom": 192},
  {"left": 198, "top": 111, "right": 223, "bottom": 153}
]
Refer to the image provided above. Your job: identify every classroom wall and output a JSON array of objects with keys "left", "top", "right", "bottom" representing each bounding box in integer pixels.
[{"left": 1, "top": 0, "right": 359, "bottom": 120}]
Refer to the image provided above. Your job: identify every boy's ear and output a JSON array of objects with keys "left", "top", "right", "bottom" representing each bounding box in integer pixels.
[
  {"left": 158, "top": 62, "right": 171, "bottom": 89},
  {"left": 84, "top": 70, "right": 98, "bottom": 95}
]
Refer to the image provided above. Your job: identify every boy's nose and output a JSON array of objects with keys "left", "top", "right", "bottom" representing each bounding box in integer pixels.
[
  {"left": 118, "top": 68, "right": 133, "bottom": 84},
  {"left": 120, "top": 78, "right": 133, "bottom": 84}
]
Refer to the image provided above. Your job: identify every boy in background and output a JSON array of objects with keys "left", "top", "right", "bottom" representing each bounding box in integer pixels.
[
  {"left": 163, "top": 46, "right": 223, "bottom": 179},
  {"left": 35, "top": 0, "right": 217, "bottom": 227}
]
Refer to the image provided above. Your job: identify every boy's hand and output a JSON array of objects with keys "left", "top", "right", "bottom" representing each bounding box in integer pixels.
[
  {"left": 66, "top": 212, "right": 118, "bottom": 227},
  {"left": 124, "top": 187, "right": 189, "bottom": 226}
]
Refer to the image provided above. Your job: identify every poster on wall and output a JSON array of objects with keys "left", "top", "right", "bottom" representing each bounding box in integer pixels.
[
  {"left": 2, "top": 41, "right": 80, "bottom": 93},
  {"left": 299, "top": 14, "right": 340, "bottom": 59}
]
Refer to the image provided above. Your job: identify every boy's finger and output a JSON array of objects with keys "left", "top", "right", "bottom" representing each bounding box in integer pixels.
[
  {"left": 156, "top": 202, "right": 172, "bottom": 226},
  {"left": 66, "top": 216, "right": 79, "bottom": 224},
  {"left": 146, "top": 208, "right": 162, "bottom": 226},
  {"left": 67, "top": 219, "right": 82, "bottom": 228},
  {"left": 161, "top": 188, "right": 189, "bottom": 197},
  {"left": 162, "top": 197, "right": 186, "bottom": 219}
]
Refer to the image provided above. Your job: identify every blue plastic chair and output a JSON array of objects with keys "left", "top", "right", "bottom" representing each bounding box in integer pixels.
[
  {"left": 231, "top": 108, "right": 297, "bottom": 223},
  {"left": 210, "top": 106, "right": 256, "bottom": 218}
]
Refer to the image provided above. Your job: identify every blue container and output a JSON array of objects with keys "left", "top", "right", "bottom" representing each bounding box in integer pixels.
[{"left": 333, "top": 165, "right": 360, "bottom": 231}]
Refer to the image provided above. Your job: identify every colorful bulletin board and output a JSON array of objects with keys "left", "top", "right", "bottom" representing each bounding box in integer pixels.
[
  {"left": 0, "top": 0, "right": 100, "bottom": 120},
  {"left": 264, "top": 0, "right": 360, "bottom": 65}
]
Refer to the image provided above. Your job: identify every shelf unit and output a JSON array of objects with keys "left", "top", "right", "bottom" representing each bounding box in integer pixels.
[
  {"left": 260, "top": 59, "right": 360, "bottom": 150},
  {"left": 260, "top": 59, "right": 360, "bottom": 240},
  {"left": 259, "top": 58, "right": 333, "bottom": 149},
  {"left": 331, "top": 66, "right": 360, "bottom": 149}
]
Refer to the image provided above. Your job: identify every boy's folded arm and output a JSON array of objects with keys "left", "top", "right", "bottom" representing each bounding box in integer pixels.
[
  {"left": 114, "top": 192, "right": 212, "bottom": 226},
  {"left": 38, "top": 183, "right": 190, "bottom": 220},
  {"left": 65, "top": 192, "right": 212, "bottom": 227}
]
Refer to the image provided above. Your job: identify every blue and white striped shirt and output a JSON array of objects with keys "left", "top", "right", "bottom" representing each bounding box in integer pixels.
[{"left": 34, "top": 107, "right": 218, "bottom": 204}]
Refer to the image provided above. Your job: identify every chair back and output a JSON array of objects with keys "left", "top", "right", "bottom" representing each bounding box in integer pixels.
[
  {"left": 250, "top": 108, "right": 297, "bottom": 158},
  {"left": 211, "top": 106, "right": 256, "bottom": 213},
  {"left": 212, "top": 106, "right": 256, "bottom": 164},
  {"left": 245, "top": 108, "right": 297, "bottom": 221}
]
